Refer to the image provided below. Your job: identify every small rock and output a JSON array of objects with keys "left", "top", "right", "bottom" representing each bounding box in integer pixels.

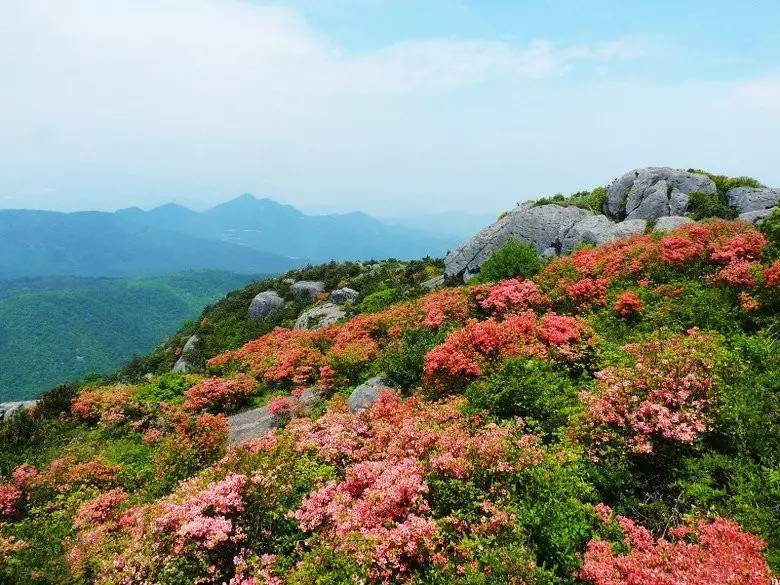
[
  {"left": 173, "top": 334, "right": 200, "bottom": 372},
  {"left": 330, "top": 287, "right": 359, "bottom": 304},
  {"left": 0, "top": 400, "right": 37, "bottom": 421},
  {"left": 227, "top": 407, "right": 279, "bottom": 445},
  {"left": 421, "top": 275, "right": 445, "bottom": 289},
  {"left": 727, "top": 187, "right": 780, "bottom": 214},
  {"left": 172, "top": 358, "right": 189, "bottom": 373},
  {"left": 653, "top": 216, "right": 693, "bottom": 233},
  {"left": 738, "top": 207, "right": 776, "bottom": 224},
  {"left": 290, "top": 281, "right": 325, "bottom": 299},
  {"left": 348, "top": 376, "right": 397, "bottom": 412},
  {"left": 299, "top": 387, "right": 321, "bottom": 406},
  {"left": 248, "top": 291, "right": 284, "bottom": 320},
  {"left": 294, "top": 302, "right": 346, "bottom": 330}
]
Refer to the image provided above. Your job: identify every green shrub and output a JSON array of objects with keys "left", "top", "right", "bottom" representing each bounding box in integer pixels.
[
  {"left": 380, "top": 327, "right": 449, "bottom": 390},
  {"left": 533, "top": 186, "right": 608, "bottom": 214},
  {"left": 360, "top": 287, "right": 398, "bottom": 313},
  {"left": 759, "top": 207, "right": 780, "bottom": 260},
  {"left": 688, "top": 169, "right": 763, "bottom": 195},
  {"left": 687, "top": 191, "right": 738, "bottom": 220},
  {"left": 476, "top": 237, "right": 542, "bottom": 283},
  {"left": 135, "top": 372, "right": 199, "bottom": 404},
  {"left": 465, "top": 358, "right": 582, "bottom": 438}
]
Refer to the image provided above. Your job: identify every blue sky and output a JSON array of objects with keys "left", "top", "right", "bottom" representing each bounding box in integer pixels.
[{"left": 1, "top": 0, "right": 778, "bottom": 216}]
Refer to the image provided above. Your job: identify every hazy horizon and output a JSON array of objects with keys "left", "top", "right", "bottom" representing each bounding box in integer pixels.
[{"left": 2, "top": 0, "right": 779, "bottom": 216}]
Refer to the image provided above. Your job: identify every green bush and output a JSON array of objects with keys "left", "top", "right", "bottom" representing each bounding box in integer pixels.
[
  {"left": 687, "top": 191, "right": 737, "bottom": 220},
  {"left": 476, "top": 237, "right": 542, "bottom": 283},
  {"left": 380, "top": 327, "right": 449, "bottom": 389},
  {"left": 688, "top": 169, "right": 763, "bottom": 195},
  {"left": 135, "top": 372, "right": 199, "bottom": 405},
  {"left": 534, "top": 186, "right": 608, "bottom": 214},
  {"left": 360, "top": 287, "right": 398, "bottom": 313},
  {"left": 759, "top": 207, "right": 780, "bottom": 260},
  {"left": 465, "top": 358, "right": 582, "bottom": 438}
]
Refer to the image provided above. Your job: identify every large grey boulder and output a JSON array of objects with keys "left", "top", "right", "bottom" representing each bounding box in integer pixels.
[
  {"left": 290, "top": 281, "right": 325, "bottom": 300},
  {"left": 444, "top": 204, "right": 593, "bottom": 280},
  {"left": 330, "top": 287, "right": 359, "bottom": 304},
  {"left": 560, "top": 215, "right": 619, "bottom": 254},
  {"left": 605, "top": 167, "right": 716, "bottom": 221},
  {"left": 612, "top": 219, "right": 648, "bottom": 238},
  {"left": 348, "top": 376, "right": 397, "bottom": 413},
  {"left": 227, "top": 407, "right": 279, "bottom": 445},
  {"left": 294, "top": 302, "right": 346, "bottom": 330},
  {"left": 248, "top": 291, "right": 284, "bottom": 320},
  {"left": 0, "top": 401, "right": 37, "bottom": 421},
  {"left": 173, "top": 334, "right": 200, "bottom": 373},
  {"left": 739, "top": 208, "right": 776, "bottom": 224},
  {"left": 653, "top": 215, "right": 693, "bottom": 233},
  {"left": 727, "top": 187, "right": 780, "bottom": 214}
]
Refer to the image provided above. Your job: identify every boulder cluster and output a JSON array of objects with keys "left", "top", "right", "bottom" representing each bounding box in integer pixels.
[{"left": 446, "top": 167, "right": 779, "bottom": 281}]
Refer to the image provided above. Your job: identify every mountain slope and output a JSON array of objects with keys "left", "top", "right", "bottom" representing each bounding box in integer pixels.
[
  {"left": 0, "top": 271, "right": 261, "bottom": 400},
  {"left": 0, "top": 210, "right": 296, "bottom": 278},
  {"left": 2, "top": 169, "right": 779, "bottom": 583}
]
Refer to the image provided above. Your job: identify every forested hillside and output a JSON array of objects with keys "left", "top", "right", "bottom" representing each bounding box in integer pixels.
[{"left": 0, "top": 271, "right": 260, "bottom": 401}]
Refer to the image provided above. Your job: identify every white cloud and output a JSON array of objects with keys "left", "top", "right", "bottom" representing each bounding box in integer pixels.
[{"left": 0, "top": 0, "right": 777, "bottom": 215}]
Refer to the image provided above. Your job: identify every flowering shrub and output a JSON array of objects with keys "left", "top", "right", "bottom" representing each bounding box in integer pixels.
[
  {"left": 479, "top": 278, "right": 550, "bottom": 316},
  {"left": 581, "top": 506, "right": 772, "bottom": 585},
  {"left": 0, "top": 482, "right": 21, "bottom": 517},
  {"left": 71, "top": 385, "right": 135, "bottom": 425},
  {"left": 423, "top": 312, "right": 590, "bottom": 390},
  {"left": 73, "top": 488, "right": 128, "bottom": 529},
  {"left": 613, "top": 291, "right": 643, "bottom": 317},
  {"left": 33, "top": 455, "right": 122, "bottom": 494},
  {"left": 287, "top": 392, "right": 544, "bottom": 580},
  {"left": 578, "top": 329, "right": 723, "bottom": 455},
  {"left": 764, "top": 260, "right": 780, "bottom": 286},
  {"left": 564, "top": 277, "right": 610, "bottom": 309},
  {"left": 70, "top": 473, "right": 249, "bottom": 582},
  {"left": 294, "top": 458, "right": 439, "bottom": 579},
  {"left": 182, "top": 374, "right": 256, "bottom": 412},
  {"left": 710, "top": 260, "right": 761, "bottom": 287}
]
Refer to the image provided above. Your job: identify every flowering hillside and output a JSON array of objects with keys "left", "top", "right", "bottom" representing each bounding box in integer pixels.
[{"left": 2, "top": 218, "right": 780, "bottom": 584}]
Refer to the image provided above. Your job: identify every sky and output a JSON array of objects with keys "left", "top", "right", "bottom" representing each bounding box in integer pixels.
[{"left": 1, "top": 0, "right": 779, "bottom": 217}]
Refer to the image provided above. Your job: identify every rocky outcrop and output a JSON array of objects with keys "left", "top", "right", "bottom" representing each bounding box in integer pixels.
[
  {"left": 727, "top": 187, "right": 780, "bottom": 214},
  {"left": 421, "top": 275, "right": 446, "bottom": 289},
  {"left": 560, "top": 215, "right": 617, "bottom": 254},
  {"left": 290, "top": 281, "right": 325, "bottom": 300},
  {"left": 227, "top": 389, "right": 322, "bottom": 445},
  {"left": 348, "top": 376, "right": 397, "bottom": 412},
  {"left": 653, "top": 216, "right": 693, "bottom": 233},
  {"left": 294, "top": 302, "right": 346, "bottom": 330},
  {"left": 248, "top": 291, "right": 284, "bottom": 320},
  {"left": 444, "top": 204, "right": 592, "bottom": 280},
  {"left": 227, "top": 406, "right": 280, "bottom": 445},
  {"left": 738, "top": 208, "right": 776, "bottom": 224},
  {"left": 173, "top": 334, "right": 200, "bottom": 373},
  {"left": 0, "top": 400, "right": 37, "bottom": 421},
  {"left": 604, "top": 167, "right": 716, "bottom": 221},
  {"left": 330, "top": 287, "right": 359, "bottom": 304}
]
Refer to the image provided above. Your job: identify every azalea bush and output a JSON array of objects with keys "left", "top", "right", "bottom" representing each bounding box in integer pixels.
[{"left": 581, "top": 505, "right": 772, "bottom": 585}]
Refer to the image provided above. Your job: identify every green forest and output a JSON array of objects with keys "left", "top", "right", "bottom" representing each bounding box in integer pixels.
[{"left": 0, "top": 271, "right": 260, "bottom": 401}]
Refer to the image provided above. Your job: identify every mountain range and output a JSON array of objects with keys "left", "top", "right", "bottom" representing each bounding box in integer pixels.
[{"left": 0, "top": 195, "right": 459, "bottom": 279}]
